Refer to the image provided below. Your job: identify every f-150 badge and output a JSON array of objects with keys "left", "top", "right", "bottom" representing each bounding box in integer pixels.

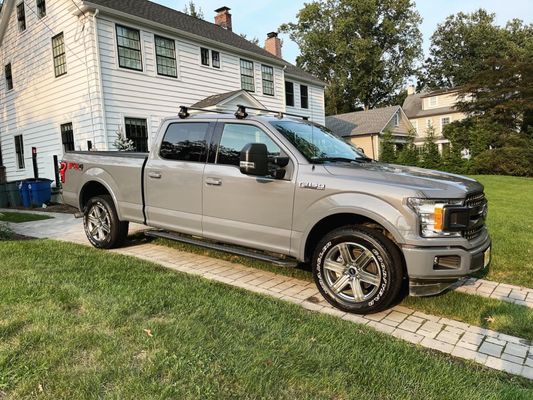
[{"left": 299, "top": 182, "right": 326, "bottom": 190}]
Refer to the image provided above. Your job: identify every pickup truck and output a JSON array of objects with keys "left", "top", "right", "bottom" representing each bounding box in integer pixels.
[{"left": 62, "top": 108, "right": 491, "bottom": 314}]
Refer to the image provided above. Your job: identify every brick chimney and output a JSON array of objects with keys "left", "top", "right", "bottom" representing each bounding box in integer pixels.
[
  {"left": 214, "top": 6, "right": 232, "bottom": 31},
  {"left": 265, "top": 32, "right": 282, "bottom": 58}
]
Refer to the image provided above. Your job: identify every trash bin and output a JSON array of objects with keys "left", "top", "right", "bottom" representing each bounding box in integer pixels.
[
  {"left": 18, "top": 180, "right": 32, "bottom": 208},
  {"left": 6, "top": 181, "right": 22, "bottom": 207},
  {"left": 28, "top": 179, "right": 53, "bottom": 207},
  {"left": 0, "top": 184, "right": 8, "bottom": 208}
]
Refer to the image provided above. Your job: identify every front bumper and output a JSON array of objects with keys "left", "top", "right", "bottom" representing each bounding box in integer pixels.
[{"left": 402, "top": 233, "right": 491, "bottom": 297}]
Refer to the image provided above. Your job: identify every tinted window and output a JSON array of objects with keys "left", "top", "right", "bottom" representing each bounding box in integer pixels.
[
  {"left": 217, "top": 124, "right": 281, "bottom": 166},
  {"left": 160, "top": 122, "right": 210, "bottom": 162}
]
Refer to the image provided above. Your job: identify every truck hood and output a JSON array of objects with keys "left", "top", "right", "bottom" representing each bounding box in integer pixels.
[{"left": 323, "top": 162, "right": 483, "bottom": 198}]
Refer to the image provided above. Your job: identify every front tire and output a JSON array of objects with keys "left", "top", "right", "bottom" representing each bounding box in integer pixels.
[
  {"left": 83, "top": 195, "right": 128, "bottom": 249},
  {"left": 312, "top": 226, "right": 404, "bottom": 314}
]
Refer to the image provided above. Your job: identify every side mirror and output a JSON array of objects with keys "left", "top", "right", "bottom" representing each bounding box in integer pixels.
[{"left": 240, "top": 143, "right": 269, "bottom": 176}]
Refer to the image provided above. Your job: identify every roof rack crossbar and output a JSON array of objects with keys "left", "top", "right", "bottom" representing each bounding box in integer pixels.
[
  {"left": 236, "top": 105, "right": 310, "bottom": 121},
  {"left": 178, "top": 106, "right": 231, "bottom": 119}
]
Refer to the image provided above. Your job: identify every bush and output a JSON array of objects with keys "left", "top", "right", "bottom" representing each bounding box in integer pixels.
[
  {"left": 471, "top": 147, "right": 533, "bottom": 176},
  {"left": 0, "top": 222, "right": 13, "bottom": 240}
]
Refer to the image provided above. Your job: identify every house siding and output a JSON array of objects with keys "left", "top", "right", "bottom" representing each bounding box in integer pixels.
[
  {"left": 0, "top": 0, "right": 103, "bottom": 181},
  {"left": 285, "top": 78, "right": 325, "bottom": 126}
]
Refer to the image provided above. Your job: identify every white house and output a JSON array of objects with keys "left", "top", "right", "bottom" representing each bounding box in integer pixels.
[{"left": 0, "top": 0, "right": 326, "bottom": 182}]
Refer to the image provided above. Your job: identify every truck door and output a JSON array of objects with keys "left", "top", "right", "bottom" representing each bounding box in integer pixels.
[
  {"left": 144, "top": 121, "right": 214, "bottom": 236},
  {"left": 202, "top": 121, "right": 296, "bottom": 254}
]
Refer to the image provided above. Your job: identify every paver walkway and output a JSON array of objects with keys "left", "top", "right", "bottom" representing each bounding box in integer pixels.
[
  {"left": 3, "top": 209, "right": 533, "bottom": 380},
  {"left": 454, "top": 278, "right": 533, "bottom": 308}
]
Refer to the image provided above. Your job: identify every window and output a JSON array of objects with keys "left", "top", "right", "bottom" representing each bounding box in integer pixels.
[
  {"left": 300, "top": 84, "right": 309, "bottom": 109},
  {"left": 37, "top": 0, "right": 46, "bottom": 18},
  {"left": 441, "top": 117, "right": 451, "bottom": 129},
  {"left": 261, "top": 65, "right": 274, "bottom": 96},
  {"left": 200, "top": 48, "right": 210, "bottom": 66},
  {"left": 124, "top": 118, "right": 148, "bottom": 152},
  {"left": 285, "top": 81, "right": 294, "bottom": 107},
  {"left": 5, "top": 63, "right": 13, "bottom": 91},
  {"left": 17, "top": 2, "right": 26, "bottom": 32},
  {"left": 52, "top": 33, "right": 67, "bottom": 77},
  {"left": 116, "top": 25, "right": 142, "bottom": 71},
  {"left": 160, "top": 122, "right": 210, "bottom": 162},
  {"left": 154, "top": 35, "right": 177, "bottom": 78},
  {"left": 429, "top": 96, "right": 438, "bottom": 107},
  {"left": 14, "top": 135, "right": 24, "bottom": 169},
  {"left": 240, "top": 59, "right": 255, "bottom": 92},
  {"left": 217, "top": 124, "right": 281, "bottom": 167},
  {"left": 211, "top": 51, "right": 220, "bottom": 68},
  {"left": 392, "top": 112, "right": 399, "bottom": 127},
  {"left": 61, "top": 123, "right": 74, "bottom": 152}
]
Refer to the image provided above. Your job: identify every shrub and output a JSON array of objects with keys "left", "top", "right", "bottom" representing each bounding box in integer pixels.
[
  {"left": 0, "top": 220, "right": 13, "bottom": 241},
  {"left": 471, "top": 147, "right": 533, "bottom": 176},
  {"left": 379, "top": 130, "right": 397, "bottom": 163}
]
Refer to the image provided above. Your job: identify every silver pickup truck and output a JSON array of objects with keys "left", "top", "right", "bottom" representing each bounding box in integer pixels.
[{"left": 62, "top": 108, "right": 491, "bottom": 314}]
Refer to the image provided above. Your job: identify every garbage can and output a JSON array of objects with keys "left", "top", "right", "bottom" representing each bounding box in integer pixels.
[
  {"left": 18, "top": 180, "right": 32, "bottom": 208},
  {"left": 6, "top": 181, "right": 22, "bottom": 207},
  {"left": 0, "top": 184, "right": 8, "bottom": 208},
  {"left": 28, "top": 179, "right": 53, "bottom": 207}
]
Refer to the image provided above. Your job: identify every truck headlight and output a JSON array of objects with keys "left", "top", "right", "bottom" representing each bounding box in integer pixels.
[{"left": 407, "top": 198, "right": 463, "bottom": 238}]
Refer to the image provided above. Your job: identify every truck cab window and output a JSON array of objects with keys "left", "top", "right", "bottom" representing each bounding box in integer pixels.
[
  {"left": 217, "top": 123, "right": 281, "bottom": 167},
  {"left": 160, "top": 122, "right": 210, "bottom": 162}
]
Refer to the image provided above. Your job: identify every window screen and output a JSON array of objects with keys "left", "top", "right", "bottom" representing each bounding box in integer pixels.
[
  {"left": 217, "top": 124, "right": 281, "bottom": 167},
  {"left": 240, "top": 59, "right": 255, "bottom": 92},
  {"left": 155, "top": 35, "right": 177, "bottom": 78},
  {"left": 52, "top": 33, "right": 67, "bottom": 77},
  {"left": 116, "top": 25, "right": 142, "bottom": 71},
  {"left": 160, "top": 123, "right": 210, "bottom": 162},
  {"left": 262, "top": 65, "right": 274, "bottom": 96},
  {"left": 212, "top": 50, "right": 220, "bottom": 68},
  {"left": 125, "top": 118, "right": 148, "bottom": 152},
  {"left": 201, "top": 48, "right": 210, "bottom": 66}
]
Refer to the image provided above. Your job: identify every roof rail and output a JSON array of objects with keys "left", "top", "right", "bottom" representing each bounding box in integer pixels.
[
  {"left": 178, "top": 106, "right": 230, "bottom": 119},
  {"left": 236, "top": 105, "right": 310, "bottom": 121}
]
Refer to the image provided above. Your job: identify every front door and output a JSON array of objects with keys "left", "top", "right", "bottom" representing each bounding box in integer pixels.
[
  {"left": 202, "top": 122, "right": 296, "bottom": 254},
  {"left": 144, "top": 121, "right": 214, "bottom": 236}
]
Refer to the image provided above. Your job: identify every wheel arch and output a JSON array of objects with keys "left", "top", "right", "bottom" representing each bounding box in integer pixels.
[{"left": 78, "top": 178, "right": 122, "bottom": 220}]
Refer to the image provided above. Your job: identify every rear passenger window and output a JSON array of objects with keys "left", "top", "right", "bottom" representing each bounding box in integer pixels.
[
  {"left": 160, "top": 122, "right": 210, "bottom": 162},
  {"left": 217, "top": 124, "right": 281, "bottom": 166}
]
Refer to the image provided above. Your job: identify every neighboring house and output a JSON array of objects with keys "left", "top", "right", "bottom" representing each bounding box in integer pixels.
[
  {"left": 402, "top": 86, "right": 467, "bottom": 154},
  {"left": 0, "top": 0, "right": 325, "bottom": 182},
  {"left": 325, "top": 105, "right": 413, "bottom": 160}
]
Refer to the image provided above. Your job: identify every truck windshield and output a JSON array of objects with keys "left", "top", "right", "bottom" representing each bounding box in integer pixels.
[{"left": 271, "top": 120, "right": 371, "bottom": 163}]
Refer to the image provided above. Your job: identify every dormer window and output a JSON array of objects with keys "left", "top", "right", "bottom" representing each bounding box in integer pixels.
[
  {"left": 429, "top": 96, "right": 438, "bottom": 107},
  {"left": 392, "top": 112, "right": 400, "bottom": 126},
  {"left": 17, "top": 2, "right": 26, "bottom": 32},
  {"left": 37, "top": 0, "right": 47, "bottom": 19}
]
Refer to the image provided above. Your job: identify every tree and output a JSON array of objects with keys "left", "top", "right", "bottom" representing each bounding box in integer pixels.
[
  {"left": 114, "top": 127, "right": 135, "bottom": 151},
  {"left": 420, "top": 10, "right": 533, "bottom": 91},
  {"left": 183, "top": 1, "right": 204, "bottom": 20},
  {"left": 240, "top": 34, "right": 260, "bottom": 46},
  {"left": 379, "top": 130, "right": 397, "bottom": 163},
  {"left": 280, "top": 0, "right": 422, "bottom": 113},
  {"left": 443, "top": 117, "right": 499, "bottom": 159},
  {"left": 420, "top": 127, "right": 441, "bottom": 169},
  {"left": 396, "top": 129, "right": 419, "bottom": 166}
]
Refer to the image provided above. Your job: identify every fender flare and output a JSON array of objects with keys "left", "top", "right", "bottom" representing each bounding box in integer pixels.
[{"left": 77, "top": 169, "right": 123, "bottom": 221}]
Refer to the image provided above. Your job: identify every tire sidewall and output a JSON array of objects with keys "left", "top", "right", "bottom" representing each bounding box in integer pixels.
[
  {"left": 313, "top": 228, "right": 398, "bottom": 314},
  {"left": 83, "top": 196, "right": 120, "bottom": 249}
]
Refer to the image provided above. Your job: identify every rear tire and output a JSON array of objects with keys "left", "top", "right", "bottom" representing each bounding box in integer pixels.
[
  {"left": 312, "top": 226, "right": 404, "bottom": 314},
  {"left": 83, "top": 195, "right": 128, "bottom": 249}
]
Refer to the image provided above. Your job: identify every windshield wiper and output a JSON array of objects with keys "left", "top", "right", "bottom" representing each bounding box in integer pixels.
[{"left": 312, "top": 157, "right": 373, "bottom": 164}]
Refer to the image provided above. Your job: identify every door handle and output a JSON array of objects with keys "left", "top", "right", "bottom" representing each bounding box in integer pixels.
[
  {"left": 148, "top": 172, "right": 162, "bottom": 179},
  {"left": 205, "top": 177, "right": 222, "bottom": 186}
]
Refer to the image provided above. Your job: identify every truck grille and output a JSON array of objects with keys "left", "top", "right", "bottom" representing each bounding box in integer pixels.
[{"left": 463, "top": 192, "right": 487, "bottom": 240}]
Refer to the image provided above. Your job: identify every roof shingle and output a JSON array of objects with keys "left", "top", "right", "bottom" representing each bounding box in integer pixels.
[{"left": 325, "top": 106, "right": 400, "bottom": 137}]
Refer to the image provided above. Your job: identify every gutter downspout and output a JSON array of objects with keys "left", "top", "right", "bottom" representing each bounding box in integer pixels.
[{"left": 93, "top": 9, "right": 109, "bottom": 150}]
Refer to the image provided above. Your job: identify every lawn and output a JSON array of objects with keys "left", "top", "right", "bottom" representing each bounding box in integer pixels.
[
  {"left": 0, "top": 211, "right": 53, "bottom": 223},
  {"left": 0, "top": 240, "right": 531, "bottom": 399},
  {"left": 471, "top": 175, "right": 533, "bottom": 288}
]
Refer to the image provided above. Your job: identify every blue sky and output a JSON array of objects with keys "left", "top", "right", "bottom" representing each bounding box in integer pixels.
[{"left": 154, "top": 0, "right": 532, "bottom": 63}]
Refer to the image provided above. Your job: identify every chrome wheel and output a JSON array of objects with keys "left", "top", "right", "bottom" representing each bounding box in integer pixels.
[
  {"left": 86, "top": 202, "right": 111, "bottom": 242},
  {"left": 322, "top": 242, "right": 382, "bottom": 303}
]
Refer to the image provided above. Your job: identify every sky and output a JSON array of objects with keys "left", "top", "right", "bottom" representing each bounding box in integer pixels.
[{"left": 153, "top": 0, "right": 533, "bottom": 64}]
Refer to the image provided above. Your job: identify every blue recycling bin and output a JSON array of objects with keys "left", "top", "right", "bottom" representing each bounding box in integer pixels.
[
  {"left": 28, "top": 179, "right": 53, "bottom": 207},
  {"left": 18, "top": 180, "right": 32, "bottom": 208}
]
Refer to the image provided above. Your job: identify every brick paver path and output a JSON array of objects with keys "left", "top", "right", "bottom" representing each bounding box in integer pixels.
[
  {"left": 454, "top": 278, "right": 533, "bottom": 309},
  {"left": 4, "top": 209, "right": 533, "bottom": 380}
]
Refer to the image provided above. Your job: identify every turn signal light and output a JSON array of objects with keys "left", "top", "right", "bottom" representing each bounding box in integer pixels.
[{"left": 434, "top": 206, "right": 444, "bottom": 231}]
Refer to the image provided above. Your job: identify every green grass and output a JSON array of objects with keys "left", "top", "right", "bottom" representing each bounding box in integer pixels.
[
  {"left": 0, "top": 240, "right": 531, "bottom": 399},
  {"left": 0, "top": 211, "right": 53, "bottom": 223},
  {"left": 471, "top": 175, "right": 533, "bottom": 288}
]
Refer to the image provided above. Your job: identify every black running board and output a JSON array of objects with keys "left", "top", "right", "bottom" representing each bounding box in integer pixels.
[{"left": 145, "top": 230, "right": 297, "bottom": 268}]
